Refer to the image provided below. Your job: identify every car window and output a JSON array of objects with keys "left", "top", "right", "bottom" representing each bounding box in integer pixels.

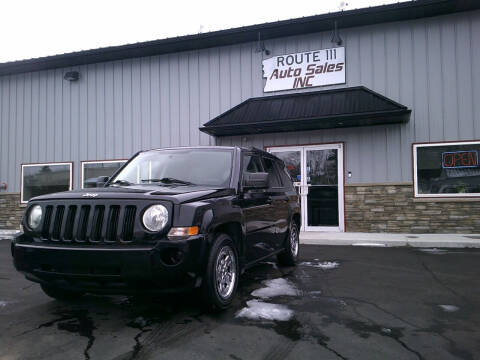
[
  {"left": 112, "top": 149, "right": 233, "bottom": 187},
  {"left": 243, "top": 155, "right": 263, "bottom": 173},
  {"left": 276, "top": 162, "right": 295, "bottom": 189},
  {"left": 262, "top": 157, "right": 282, "bottom": 188}
]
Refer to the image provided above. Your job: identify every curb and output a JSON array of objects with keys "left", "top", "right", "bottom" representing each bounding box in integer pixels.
[{"left": 300, "top": 232, "right": 480, "bottom": 248}]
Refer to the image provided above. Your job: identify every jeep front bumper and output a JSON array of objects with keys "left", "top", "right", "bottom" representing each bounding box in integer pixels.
[{"left": 12, "top": 234, "right": 208, "bottom": 294}]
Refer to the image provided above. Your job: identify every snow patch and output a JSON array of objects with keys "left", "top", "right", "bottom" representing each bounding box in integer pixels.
[
  {"left": 419, "top": 248, "right": 449, "bottom": 255},
  {"left": 301, "top": 261, "right": 340, "bottom": 270},
  {"left": 0, "top": 301, "right": 8, "bottom": 307},
  {"left": 251, "top": 278, "right": 299, "bottom": 299},
  {"left": 439, "top": 304, "right": 459, "bottom": 312},
  {"left": 352, "top": 243, "right": 387, "bottom": 247},
  {"left": 236, "top": 300, "right": 293, "bottom": 321}
]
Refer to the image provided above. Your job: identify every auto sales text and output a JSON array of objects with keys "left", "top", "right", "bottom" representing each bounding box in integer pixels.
[{"left": 269, "top": 62, "right": 344, "bottom": 88}]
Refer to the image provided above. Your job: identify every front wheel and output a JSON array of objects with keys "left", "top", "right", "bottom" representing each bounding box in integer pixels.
[
  {"left": 41, "top": 284, "right": 84, "bottom": 301},
  {"left": 277, "top": 220, "right": 299, "bottom": 266},
  {"left": 201, "top": 233, "right": 239, "bottom": 311}
]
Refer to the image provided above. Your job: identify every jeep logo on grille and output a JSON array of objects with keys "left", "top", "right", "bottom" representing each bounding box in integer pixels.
[{"left": 82, "top": 193, "right": 99, "bottom": 197}]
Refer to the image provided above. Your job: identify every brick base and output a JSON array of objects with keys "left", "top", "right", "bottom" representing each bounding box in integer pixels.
[
  {"left": 2, "top": 186, "right": 480, "bottom": 233},
  {"left": 345, "top": 183, "right": 480, "bottom": 233},
  {"left": 0, "top": 193, "right": 23, "bottom": 230}
]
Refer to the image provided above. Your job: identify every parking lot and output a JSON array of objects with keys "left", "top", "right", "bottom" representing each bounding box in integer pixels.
[{"left": 1, "top": 240, "right": 479, "bottom": 360}]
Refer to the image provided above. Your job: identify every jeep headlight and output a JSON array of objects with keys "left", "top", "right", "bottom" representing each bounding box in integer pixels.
[
  {"left": 28, "top": 205, "right": 43, "bottom": 230},
  {"left": 142, "top": 205, "right": 168, "bottom": 232}
]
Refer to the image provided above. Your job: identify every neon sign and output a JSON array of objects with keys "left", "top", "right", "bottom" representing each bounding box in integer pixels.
[{"left": 442, "top": 151, "right": 478, "bottom": 169}]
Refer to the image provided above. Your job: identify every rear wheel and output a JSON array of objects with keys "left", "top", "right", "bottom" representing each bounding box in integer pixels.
[
  {"left": 201, "top": 233, "right": 239, "bottom": 311},
  {"left": 41, "top": 284, "right": 84, "bottom": 301},
  {"left": 277, "top": 220, "right": 299, "bottom": 266}
]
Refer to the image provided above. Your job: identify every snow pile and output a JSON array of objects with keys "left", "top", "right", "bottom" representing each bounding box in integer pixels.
[
  {"left": 439, "top": 304, "right": 459, "bottom": 312},
  {"left": 235, "top": 300, "right": 293, "bottom": 321},
  {"left": 300, "top": 261, "right": 340, "bottom": 270},
  {"left": 236, "top": 277, "right": 301, "bottom": 321},
  {"left": 251, "top": 278, "right": 299, "bottom": 299}
]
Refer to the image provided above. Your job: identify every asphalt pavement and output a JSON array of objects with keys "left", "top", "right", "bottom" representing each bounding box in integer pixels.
[{"left": 0, "top": 240, "right": 479, "bottom": 360}]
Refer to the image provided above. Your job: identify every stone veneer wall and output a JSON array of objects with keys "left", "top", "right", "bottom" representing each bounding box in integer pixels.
[
  {"left": 1, "top": 186, "right": 480, "bottom": 233},
  {"left": 345, "top": 183, "right": 480, "bottom": 233},
  {"left": 0, "top": 193, "right": 23, "bottom": 230}
]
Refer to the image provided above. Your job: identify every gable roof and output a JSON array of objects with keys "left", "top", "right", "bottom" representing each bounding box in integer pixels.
[
  {"left": 0, "top": 0, "right": 479, "bottom": 76},
  {"left": 200, "top": 87, "right": 411, "bottom": 136}
]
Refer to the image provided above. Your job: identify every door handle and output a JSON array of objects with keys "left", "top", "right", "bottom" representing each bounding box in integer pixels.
[{"left": 300, "top": 185, "right": 309, "bottom": 196}]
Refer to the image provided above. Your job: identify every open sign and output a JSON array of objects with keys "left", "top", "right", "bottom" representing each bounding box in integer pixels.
[{"left": 442, "top": 150, "right": 479, "bottom": 168}]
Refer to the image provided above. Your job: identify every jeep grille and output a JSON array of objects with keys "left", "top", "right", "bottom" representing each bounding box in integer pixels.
[{"left": 36, "top": 202, "right": 142, "bottom": 244}]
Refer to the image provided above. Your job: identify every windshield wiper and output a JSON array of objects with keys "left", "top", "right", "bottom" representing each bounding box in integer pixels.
[
  {"left": 110, "top": 179, "right": 132, "bottom": 186},
  {"left": 140, "top": 177, "right": 193, "bottom": 185}
]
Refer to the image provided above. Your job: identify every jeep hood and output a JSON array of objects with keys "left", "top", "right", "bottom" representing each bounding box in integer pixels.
[{"left": 29, "top": 184, "right": 235, "bottom": 204}]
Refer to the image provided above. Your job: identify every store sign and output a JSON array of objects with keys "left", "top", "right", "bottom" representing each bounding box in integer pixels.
[
  {"left": 442, "top": 150, "right": 478, "bottom": 169},
  {"left": 262, "top": 47, "right": 345, "bottom": 92}
]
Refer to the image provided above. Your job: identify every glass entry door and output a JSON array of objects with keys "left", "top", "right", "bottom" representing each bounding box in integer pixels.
[{"left": 268, "top": 144, "right": 344, "bottom": 232}]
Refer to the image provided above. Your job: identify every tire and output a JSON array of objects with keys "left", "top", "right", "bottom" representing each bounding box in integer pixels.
[
  {"left": 41, "top": 284, "right": 84, "bottom": 301},
  {"left": 277, "top": 220, "right": 299, "bottom": 266},
  {"left": 201, "top": 233, "right": 239, "bottom": 311}
]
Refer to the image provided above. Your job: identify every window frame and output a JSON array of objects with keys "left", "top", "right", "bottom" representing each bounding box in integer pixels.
[
  {"left": 80, "top": 159, "right": 127, "bottom": 189},
  {"left": 20, "top": 161, "right": 74, "bottom": 204},
  {"left": 412, "top": 140, "right": 480, "bottom": 198}
]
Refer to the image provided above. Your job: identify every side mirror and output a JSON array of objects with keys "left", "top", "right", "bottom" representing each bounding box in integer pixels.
[
  {"left": 243, "top": 172, "right": 268, "bottom": 189},
  {"left": 84, "top": 176, "right": 110, "bottom": 188}
]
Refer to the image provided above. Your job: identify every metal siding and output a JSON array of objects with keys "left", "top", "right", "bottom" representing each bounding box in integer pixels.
[
  {"left": 440, "top": 18, "right": 458, "bottom": 141},
  {"left": 1, "top": 11, "right": 479, "bottom": 191},
  {"left": 198, "top": 49, "right": 211, "bottom": 146},
  {"left": 456, "top": 17, "right": 474, "bottom": 140},
  {"left": 131, "top": 59, "right": 142, "bottom": 153},
  {"left": 104, "top": 63, "right": 114, "bottom": 158},
  {"left": 472, "top": 13, "right": 480, "bottom": 139},
  {"left": 178, "top": 53, "right": 189, "bottom": 146},
  {"left": 159, "top": 55, "right": 171, "bottom": 148},
  {"left": 150, "top": 56, "right": 161, "bottom": 149}
]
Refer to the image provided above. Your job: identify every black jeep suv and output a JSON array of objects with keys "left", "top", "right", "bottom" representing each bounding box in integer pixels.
[{"left": 12, "top": 146, "right": 301, "bottom": 309}]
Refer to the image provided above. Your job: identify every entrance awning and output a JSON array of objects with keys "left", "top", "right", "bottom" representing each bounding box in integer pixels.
[{"left": 200, "top": 86, "right": 411, "bottom": 136}]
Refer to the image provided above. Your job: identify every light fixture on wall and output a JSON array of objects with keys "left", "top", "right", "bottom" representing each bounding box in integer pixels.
[
  {"left": 256, "top": 32, "right": 271, "bottom": 56},
  {"left": 64, "top": 71, "right": 80, "bottom": 81},
  {"left": 331, "top": 21, "right": 343, "bottom": 46}
]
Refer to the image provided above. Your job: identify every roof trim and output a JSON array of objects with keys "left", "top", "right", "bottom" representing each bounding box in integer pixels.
[{"left": 1, "top": 0, "right": 479, "bottom": 76}]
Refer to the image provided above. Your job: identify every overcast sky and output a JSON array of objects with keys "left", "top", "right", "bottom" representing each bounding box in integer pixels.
[{"left": 0, "top": 0, "right": 410, "bottom": 63}]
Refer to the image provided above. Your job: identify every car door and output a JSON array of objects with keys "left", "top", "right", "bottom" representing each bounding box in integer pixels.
[
  {"left": 262, "top": 157, "right": 290, "bottom": 250},
  {"left": 239, "top": 153, "right": 277, "bottom": 262}
]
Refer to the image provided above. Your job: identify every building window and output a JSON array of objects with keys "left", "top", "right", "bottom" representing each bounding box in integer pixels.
[
  {"left": 413, "top": 141, "right": 480, "bottom": 198},
  {"left": 81, "top": 160, "right": 127, "bottom": 188},
  {"left": 21, "top": 162, "right": 73, "bottom": 203}
]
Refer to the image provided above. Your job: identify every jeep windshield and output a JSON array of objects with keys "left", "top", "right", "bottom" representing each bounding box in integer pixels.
[{"left": 110, "top": 148, "right": 234, "bottom": 187}]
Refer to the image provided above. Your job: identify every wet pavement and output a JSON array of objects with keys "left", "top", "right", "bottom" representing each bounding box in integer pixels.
[{"left": 0, "top": 241, "right": 479, "bottom": 360}]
